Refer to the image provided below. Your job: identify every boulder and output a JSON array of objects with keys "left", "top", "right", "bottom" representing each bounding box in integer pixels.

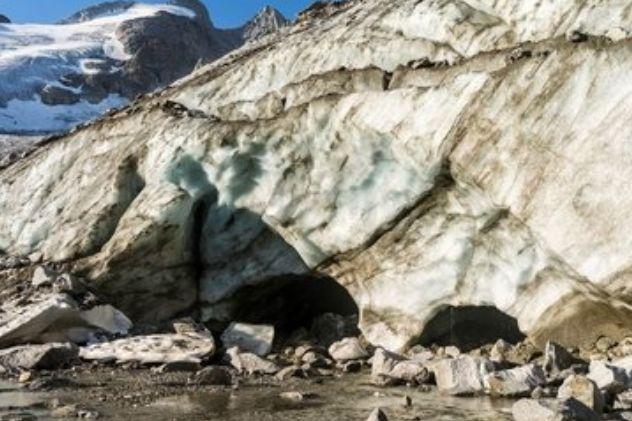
[
  {"left": 485, "top": 364, "right": 547, "bottom": 397},
  {"left": 39, "top": 85, "right": 80, "bottom": 106},
  {"left": 328, "top": 337, "right": 368, "bottom": 362},
  {"left": 490, "top": 339, "right": 513, "bottom": 363},
  {"left": 225, "top": 347, "right": 279, "bottom": 375},
  {"left": 31, "top": 266, "right": 57, "bottom": 288},
  {"left": 221, "top": 323, "right": 274, "bottom": 357},
  {"left": 79, "top": 332, "right": 215, "bottom": 364},
  {"left": 587, "top": 360, "right": 629, "bottom": 393},
  {"left": 193, "top": 366, "right": 233, "bottom": 386},
  {"left": 0, "top": 293, "right": 79, "bottom": 347},
  {"left": 367, "top": 408, "right": 388, "bottom": 421},
  {"left": 0, "top": 343, "right": 77, "bottom": 370},
  {"left": 388, "top": 360, "right": 431, "bottom": 385},
  {"left": 512, "top": 398, "right": 599, "bottom": 421},
  {"left": 544, "top": 341, "right": 577, "bottom": 375},
  {"left": 79, "top": 305, "right": 132, "bottom": 336},
  {"left": 275, "top": 365, "right": 306, "bottom": 381},
  {"left": 615, "top": 390, "right": 632, "bottom": 410},
  {"left": 433, "top": 356, "right": 495, "bottom": 396},
  {"left": 557, "top": 375, "right": 604, "bottom": 413}
]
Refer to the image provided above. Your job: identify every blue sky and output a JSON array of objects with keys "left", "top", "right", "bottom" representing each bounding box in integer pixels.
[{"left": 0, "top": 0, "right": 313, "bottom": 28}]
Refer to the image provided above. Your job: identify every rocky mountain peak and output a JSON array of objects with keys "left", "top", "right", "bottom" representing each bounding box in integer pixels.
[
  {"left": 168, "top": 0, "right": 212, "bottom": 26},
  {"left": 242, "top": 5, "right": 288, "bottom": 42},
  {"left": 59, "top": 1, "right": 135, "bottom": 24},
  {"left": 0, "top": 14, "right": 10, "bottom": 24}
]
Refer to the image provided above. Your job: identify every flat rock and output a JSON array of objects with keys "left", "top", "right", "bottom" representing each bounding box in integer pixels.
[
  {"left": 79, "top": 332, "right": 215, "bottom": 364},
  {"left": 484, "top": 364, "right": 546, "bottom": 397},
  {"left": 80, "top": 305, "right": 132, "bottom": 336},
  {"left": 433, "top": 356, "right": 495, "bottom": 396},
  {"left": 0, "top": 343, "right": 78, "bottom": 370},
  {"left": 328, "top": 337, "right": 368, "bottom": 362},
  {"left": 512, "top": 398, "right": 599, "bottom": 421},
  {"left": 221, "top": 323, "right": 274, "bottom": 357},
  {"left": 31, "top": 266, "right": 57, "bottom": 288},
  {"left": 0, "top": 293, "right": 78, "bottom": 347},
  {"left": 557, "top": 374, "right": 604, "bottom": 413},
  {"left": 226, "top": 347, "right": 279, "bottom": 375}
]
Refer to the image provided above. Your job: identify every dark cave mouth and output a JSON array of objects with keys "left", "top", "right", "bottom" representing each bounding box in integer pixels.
[
  {"left": 416, "top": 305, "right": 526, "bottom": 352},
  {"left": 222, "top": 275, "right": 359, "bottom": 342}
]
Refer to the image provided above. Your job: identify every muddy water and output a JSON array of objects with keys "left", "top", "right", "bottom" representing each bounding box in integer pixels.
[{"left": 0, "top": 372, "right": 513, "bottom": 420}]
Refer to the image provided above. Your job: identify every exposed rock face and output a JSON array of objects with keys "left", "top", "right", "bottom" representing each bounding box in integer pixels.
[
  {"left": 2, "top": 0, "right": 632, "bottom": 353},
  {"left": 242, "top": 6, "right": 288, "bottom": 42},
  {"left": 59, "top": 1, "right": 135, "bottom": 24},
  {"left": 0, "top": 15, "right": 10, "bottom": 24},
  {"left": 0, "top": 1, "right": 237, "bottom": 134}
]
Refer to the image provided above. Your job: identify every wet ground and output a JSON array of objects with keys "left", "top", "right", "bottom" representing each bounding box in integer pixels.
[{"left": 0, "top": 367, "right": 514, "bottom": 420}]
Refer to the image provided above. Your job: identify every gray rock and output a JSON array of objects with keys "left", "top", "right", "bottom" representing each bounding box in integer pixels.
[
  {"left": 79, "top": 333, "right": 215, "bottom": 364},
  {"left": 279, "top": 391, "right": 305, "bottom": 401},
  {"left": 512, "top": 398, "right": 599, "bottom": 421},
  {"left": 156, "top": 360, "right": 200, "bottom": 373},
  {"left": 485, "top": 364, "right": 547, "bottom": 397},
  {"left": 490, "top": 339, "right": 513, "bottom": 363},
  {"left": 615, "top": 390, "right": 632, "bottom": 410},
  {"left": 39, "top": 85, "right": 80, "bottom": 106},
  {"left": 0, "top": 343, "right": 77, "bottom": 370},
  {"left": 388, "top": 360, "right": 431, "bottom": 385},
  {"left": 557, "top": 374, "right": 604, "bottom": 413},
  {"left": 80, "top": 305, "right": 132, "bottom": 336},
  {"left": 275, "top": 365, "right": 306, "bottom": 381},
  {"left": 226, "top": 347, "right": 279, "bottom": 375},
  {"left": 544, "top": 341, "right": 576, "bottom": 374},
  {"left": 433, "top": 356, "right": 495, "bottom": 396},
  {"left": 31, "top": 266, "right": 57, "bottom": 288},
  {"left": 0, "top": 293, "right": 78, "bottom": 347},
  {"left": 588, "top": 360, "right": 628, "bottom": 393},
  {"left": 328, "top": 337, "right": 368, "bottom": 362},
  {"left": 193, "top": 366, "right": 233, "bottom": 385},
  {"left": 367, "top": 407, "right": 388, "bottom": 421},
  {"left": 221, "top": 323, "right": 274, "bottom": 357}
]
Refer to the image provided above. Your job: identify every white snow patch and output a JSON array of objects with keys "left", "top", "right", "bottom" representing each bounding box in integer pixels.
[{"left": 0, "top": 95, "right": 127, "bottom": 133}]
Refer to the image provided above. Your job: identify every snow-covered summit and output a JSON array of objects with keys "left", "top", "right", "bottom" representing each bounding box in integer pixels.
[{"left": 0, "top": 2, "right": 209, "bottom": 134}]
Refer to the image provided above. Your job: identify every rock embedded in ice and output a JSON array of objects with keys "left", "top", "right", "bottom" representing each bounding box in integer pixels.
[{"left": 221, "top": 323, "right": 274, "bottom": 357}]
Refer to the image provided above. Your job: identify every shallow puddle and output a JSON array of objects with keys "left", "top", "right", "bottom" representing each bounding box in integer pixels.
[{"left": 0, "top": 373, "right": 514, "bottom": 420}]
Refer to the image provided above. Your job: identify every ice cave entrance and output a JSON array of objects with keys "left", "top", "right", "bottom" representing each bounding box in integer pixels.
[
  {"left": 417, "top": 305, "right": 525, "bottom": 351},
  {"left": 226, "top": 275, "right": 359, "bottom": 340}
]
